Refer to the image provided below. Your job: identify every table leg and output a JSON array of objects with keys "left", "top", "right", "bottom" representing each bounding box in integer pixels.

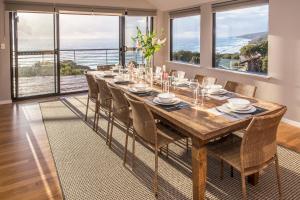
[
  {"left": 191, "top": 139, "right": 207, "bottom": 200},
  {"left": 248, "top": 172, "right": 259, "bottom": 185}
]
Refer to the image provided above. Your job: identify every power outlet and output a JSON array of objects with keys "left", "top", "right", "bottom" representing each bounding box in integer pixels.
[{"left": 0, "top": 43, "right": 5, "bottom": 50}]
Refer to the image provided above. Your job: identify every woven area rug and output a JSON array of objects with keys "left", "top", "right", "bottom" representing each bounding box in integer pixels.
[{"left": 40, "top": 95, "right": 300, "bottom": 200}]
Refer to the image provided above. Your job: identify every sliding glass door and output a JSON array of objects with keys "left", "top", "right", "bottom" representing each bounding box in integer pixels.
[
  {"left": 11, "top": 12, "right": 153, "bottom": 99},
  {"left": 59, "top": 14, "right": 119, "bottom": 93},
  {"left": 12, "top": 12, "right": 57, "bottom": 98}
]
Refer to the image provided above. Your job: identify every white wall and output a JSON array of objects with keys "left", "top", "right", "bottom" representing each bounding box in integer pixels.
[
  {"left": 154, "top": 0, "right": 300, "bottom": 123},
  {"left": 0, "top": 0, "right": 11, "bottom": 103}
]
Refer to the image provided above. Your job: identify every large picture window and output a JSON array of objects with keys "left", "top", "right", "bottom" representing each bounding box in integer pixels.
[
  {"left": 171, "top": 15, "right": 200, "bottom": 65},
  {"left": 213, "top": 4, "right": 269, "bottom": 74}
]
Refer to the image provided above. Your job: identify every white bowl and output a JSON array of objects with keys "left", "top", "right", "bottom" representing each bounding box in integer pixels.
[
  {"left": 104, "top": 71, "right": 113, "bottom": 75},
  {"left": 207, "top": 85, "right": 223, "bottom": 93},
  {"left": 157, "top": 93, "right": 176, "bottom": 103},
  {"left": 114, "top": 75, "right": 124, "bottom": 81},
  {"left": 133, "top": 83, "right": 148, "bottom": 91},
  {"left": 227, "top": 98, "right": 251, "bottom": 110}
]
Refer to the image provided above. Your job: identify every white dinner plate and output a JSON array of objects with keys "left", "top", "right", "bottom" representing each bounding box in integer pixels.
[
  {"left": 153, "top": 97, "right": 181, "bottom": 105},
  {"left": 207, "top": 89, "right": 228, "bottom": 95},
  {"left": 128, "top": 87, "right": 152, "bottom": 94},
  {"left": 225, "top": 103, "right": 252, "bottom": 111},
  {"left": 219, "top": 104, "right": 256, "bottom": 114}
]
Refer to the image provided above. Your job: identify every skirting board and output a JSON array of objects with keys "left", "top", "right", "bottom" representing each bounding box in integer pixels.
[
  {"left": 282, "top": 118, "right": 300, "bottom": 128},
  {"left": 0, "top": 100, "right": 12, "bottom": 105}
]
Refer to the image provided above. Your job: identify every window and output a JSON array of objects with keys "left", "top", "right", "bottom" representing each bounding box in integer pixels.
[
  {"left": 171, "top": 15, "right": 200, "bottom": 64},
  {"left": 213, "top": 4, "right": 269, "bottom": 74},
  {"left": 125, "top": 16, "right": 151, "bottom": 64}
]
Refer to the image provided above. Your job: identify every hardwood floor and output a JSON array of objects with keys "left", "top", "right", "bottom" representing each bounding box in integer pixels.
[
  {"left": 277, "top": 122, "right": 300, "bottom": 153},
  {"left": 0, "top": 101, "right": 63, "bottom": 200},
  {"left": 0, "top": 97, "right": 299, "bottom": 200}
]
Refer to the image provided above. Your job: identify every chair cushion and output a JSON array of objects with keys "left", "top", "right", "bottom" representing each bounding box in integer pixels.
[{"left": 208, "top": 134, "right": 242, "bottom": 170}]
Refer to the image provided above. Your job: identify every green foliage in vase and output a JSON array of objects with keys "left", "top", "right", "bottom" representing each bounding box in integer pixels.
[{"left": 132, "top": 27, "right": 166, "bottom": 63}]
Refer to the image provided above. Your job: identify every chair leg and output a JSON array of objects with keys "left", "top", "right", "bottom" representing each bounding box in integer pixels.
[
  {"left": 231, "top": 166, "right": 234, "bottom": 177},
  {"left": 154, "top": 147, "right": 159, "bottom": 197},
  {"left": 108, "top": 116, "right": 114, "bottom": 148},
  {"left": 85, "top": 96, "right": 90, "bottom": 121},
  {"left": 93, "top": 104, "right": 98, "bottom": 130},
  {"left": 241, "top": 172, "right": 247, "bottom": 200},
  {"left": 220, "top": 160, "right": 224, "bottom": 180},
  {"left": 166, "top": 144, "right": 169, "bottom": 158},
  {"left": 186, "top": 138, "right": 189, "bottom": 152},
  {"left": 132, "top": 131, "right": 136, "bottom": 169},
  {"left": 106, "top": 111, "right": 112, "bottom": 144},
  {"left": 123, "top": 125, "right": 130, "bottom": 166},
  {"left": 275, "top": 154, "right": 283, "bottom": 199},
  {"left": 96, "top": 108, "right": 100, "bottom": 132}
]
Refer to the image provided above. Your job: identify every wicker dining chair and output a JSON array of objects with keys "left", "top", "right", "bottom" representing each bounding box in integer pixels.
[
  {"left": 125, "top": 95, "right": 186, "bottom": 197},
  {"left": 107, "top": 84, "right": 132, "bottom": 164},
  {"left": 95, "top": 77, "right": 113, "bottom": 142},
  {"left": 194, "top": 74, "right": 217, "bottom": 85},
  {"left": 84, "top": 73, "right": 99, "bottom": 129},
  {"left": 208, "top": 107, "right": 287, "bottom": 200},
  {"left": 224, "top": 81, "right": 257, "bottom": 97}
]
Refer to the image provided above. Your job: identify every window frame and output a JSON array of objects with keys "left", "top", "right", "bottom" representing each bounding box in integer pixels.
[
  {"left": 212, "top": 4, "right": 269, "bottom": 75},
  {"left": 169, "top": 15, "right": 201, "bottom": 65}
]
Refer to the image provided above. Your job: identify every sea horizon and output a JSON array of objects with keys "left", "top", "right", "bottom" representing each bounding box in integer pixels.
[{"left": 17, "top": 34, "right": 254, "bottom": 69}]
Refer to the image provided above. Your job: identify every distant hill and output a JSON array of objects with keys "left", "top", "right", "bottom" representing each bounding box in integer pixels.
[
  {"left": 237, "top": 32, "right": 268, "bottom": 44},
  {"left": 237, "top": 32, "right": 267, "bottom": 40}
]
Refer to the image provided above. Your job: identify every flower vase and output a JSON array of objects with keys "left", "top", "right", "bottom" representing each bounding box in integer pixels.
[{"left": 145, "top": 58, "right": 154, "bottom": 88}]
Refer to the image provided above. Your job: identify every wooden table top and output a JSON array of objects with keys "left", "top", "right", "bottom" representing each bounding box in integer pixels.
[{"left": 90, "top": 71, "right": 284, "bottom": 142}]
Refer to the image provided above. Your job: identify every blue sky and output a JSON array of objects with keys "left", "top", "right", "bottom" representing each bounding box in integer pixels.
[
  {"left": 216, "top": 5, "right": 269, "bottom": 38},
  {"left": 17, "top": 5, "right": 268, "bottom": 50}
]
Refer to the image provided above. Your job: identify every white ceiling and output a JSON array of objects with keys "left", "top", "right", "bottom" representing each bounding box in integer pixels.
[
  {"left": 145, "top": 0, "right": 214, "bottom": 11},
  {"left": 6, "top": 0, "right": 216, "bottom": 11}
]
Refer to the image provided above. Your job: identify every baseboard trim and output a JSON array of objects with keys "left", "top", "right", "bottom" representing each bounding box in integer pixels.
[
  {"left": 0, "top": 100, "right": 12, "bottom": 105},
  {"left": 282, "top": 117, "right": 300, "bottom": 128}
]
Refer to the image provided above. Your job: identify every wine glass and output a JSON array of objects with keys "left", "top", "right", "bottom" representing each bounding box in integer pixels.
[{"left": 189, "top": 79, "right": 199, "bottom": 105}]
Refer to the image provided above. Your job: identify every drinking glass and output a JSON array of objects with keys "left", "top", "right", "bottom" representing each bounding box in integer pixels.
[
  {"left": 189, "top": 79, "right": 199, "bottom": 105},
  {"left": 200, "top": 78, "right": 209, "bottom": 106},
  {"left": 161, "top": 79, "right": 170, "bottom": 93}
]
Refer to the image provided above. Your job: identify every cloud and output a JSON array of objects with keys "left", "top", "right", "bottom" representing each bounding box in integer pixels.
[{"left": 216, "top": 5, "right": 269, "bottom": 38}]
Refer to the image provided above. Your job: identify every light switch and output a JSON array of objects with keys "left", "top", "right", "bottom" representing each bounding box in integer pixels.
[{"left": 0, "top": 43, "right": 5, "bottom": 49}]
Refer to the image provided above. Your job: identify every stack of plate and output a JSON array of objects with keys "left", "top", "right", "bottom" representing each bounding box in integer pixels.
[
  {"left": 128, "top": 84, "right": 151, "bottom": 94},
  {"left": 103, "top": 71, "right": 117, "bottom": 77},
  {"left": 207, "top": 85, "right": 227, "bottom": 95},
  {"left": 220, "top": 98, "right": 256, "bottom": 114},
  {"left": 153, "top": 93, "right": 181, "bottom": 105}
]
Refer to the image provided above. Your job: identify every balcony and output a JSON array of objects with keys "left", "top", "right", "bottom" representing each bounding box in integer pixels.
[{"left": 13, "top": 49, "right": 144, "bottom": 97}]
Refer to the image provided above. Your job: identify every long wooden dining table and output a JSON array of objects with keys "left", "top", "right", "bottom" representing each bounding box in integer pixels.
[{"left": 90, "top": 71, "right": 284, "bottom": 200}]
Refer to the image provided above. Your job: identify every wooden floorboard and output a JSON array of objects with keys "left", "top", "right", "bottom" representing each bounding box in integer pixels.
[
  {"left": 0, "top": 97, "right": 299, "bottom": 200},
  {"left": 0, "top": 102, "right": 63, "bottom": 200}
]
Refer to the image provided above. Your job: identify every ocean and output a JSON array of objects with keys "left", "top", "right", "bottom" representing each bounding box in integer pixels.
[
  {"left": 172, "top": 37, "right": 250, "bottom": 54},
  {"left": 18, "top": 36, "right": 250, "bottom": 69}
]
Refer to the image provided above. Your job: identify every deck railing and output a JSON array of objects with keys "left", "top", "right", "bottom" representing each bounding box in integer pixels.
[
  {"left": 13, "top": 48, "right": 144, "bottom": 97},
  {"left": 16, "top": 48, "right": 144, "bottom": 68}
]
